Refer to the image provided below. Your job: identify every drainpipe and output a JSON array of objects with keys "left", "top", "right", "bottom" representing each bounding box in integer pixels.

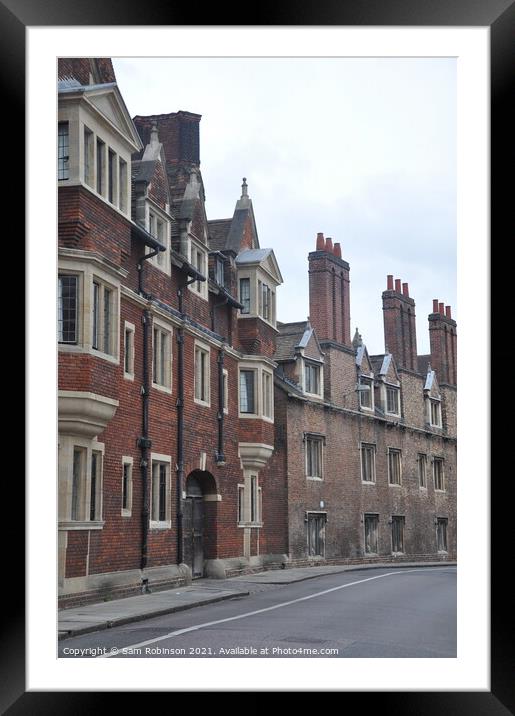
[
  {"left": 176, "top": 278, "right": 197, "bottom": 566},
  {"left": 137, "top": 249, "right": 159, "bottom": 576},
  {"left": 216, "top": 347, "right": 226, "bottom": 464}
]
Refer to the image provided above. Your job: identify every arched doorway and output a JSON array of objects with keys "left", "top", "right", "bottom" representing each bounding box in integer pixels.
[{"left": 184, "top": 470, "right": 218, "bottom": 578}]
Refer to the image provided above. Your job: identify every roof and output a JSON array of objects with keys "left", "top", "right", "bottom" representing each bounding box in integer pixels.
[
  {"left": 132, "top": 159, "right": 157, "bottom": 184},
  {"left": 417, "top": 354, "right": 431, "bottom": 375},
  {"left": 370, "top": 354, "right": 388, "bottom": 376},
  {"left": 208, "top": 219, "right": 233, "bottom": 252},
  {"left": 235, "top": 248, "right": 273, "bottom": 265},
  {"left": 275, "top": 321, "right": 310, "bottom": 361}
]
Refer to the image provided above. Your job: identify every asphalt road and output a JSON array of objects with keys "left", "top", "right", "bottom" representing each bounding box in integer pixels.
[{"left": 59, "top": 566, "right": 457, "bottom": 659}]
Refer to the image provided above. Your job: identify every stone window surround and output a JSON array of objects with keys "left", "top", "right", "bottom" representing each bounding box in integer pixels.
[
  {"left": 123, "top": 321, "right": 135, "bottom": 380},
  {"left": 360, "top": 441, "right": 377, "bottom": 484},
  {"left": 223, "top": 368, "right": 229, "bottom": 414},
  {"left": 237, "top": 471, "right": 263, "bottom": 528},
  {"left": 58, "top": 95, "right": 134, "bottom": 217},
  {"left": 302, "top": 357, "right": 324, "bottom": 399},
  {"left": 238, "top": 359, "right": 275, "bottom": 423},
  {"left": 58, "top": 436, "right": 105, "bottom": 530},
  {"left": 194, "top": 339, "right": 211, "bottom": 407},
  {"left": 304, "top": 432, "right": 325, "bottom": 481},
  {"left": 57, "top": 255, "right": 121, "bottom": 366},
  {"left": 387, "top": 447, "right": 403, "bottom": 486},
  {"left": 152, "top": 316, "right": 173, "bottom": 394},
  {"left": 391, "top": 515, "right": 406, "bottom": 554},
  {"left": 149, "top": 453, "right": 172, "bottom": 529},
  {"left": 383, "top": 381, "right": 401, "bottom": 417},
  {"left": 427, "top": 396, "right": 443, "bottom": 428},
  {"left": 363, "top": 512, "right": 380, "bottom": 555},
  {"left": 237, "top": 266, "right": 277, "bottom": 328},
  {"left": 145, "top": 198, "right": 171, "bottom": 275},
  {"left": 436, "top": 516, "right": 448, "bottom": 553},
  {"left": 121, "top": 456, "right": 133, "bottom": 517},
  {"left": 359, "top": 374, "right": 375, "bottom": 412},
  {"left": 432, "top": 456, "right": 446, "bottom": 492}
]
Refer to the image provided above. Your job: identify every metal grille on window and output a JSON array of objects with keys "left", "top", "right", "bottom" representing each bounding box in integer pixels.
[
  {"left": 58, "top": 275, "right": 77, "bottom": 344},
  {"left": 364, "top": 514, "right": 379, "bottom": 553},
  {"left": 307, "top": 514, "right": 326, "bottom": 557},
  {"left": 437, "top": 518, "right": 448, "bottom": 551},
  {"left": 392, "top": 516, "right": 405, "bottom": 553}
]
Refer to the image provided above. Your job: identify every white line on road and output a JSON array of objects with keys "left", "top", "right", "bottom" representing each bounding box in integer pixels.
[{"left": 99, "top": 567, "right": 452, "bottom": 658}]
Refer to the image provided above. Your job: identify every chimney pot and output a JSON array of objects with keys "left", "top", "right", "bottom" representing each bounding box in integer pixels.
[
  {"left": 394, "top": 278, "right": 401, "bottom": 293},
  {"left": 316, "top": 232, "right": 325, "bottom": 250},
  {"left": 402, "top": 282, "right": 409, "bottom": 297},
  {"left": 387, "top": 275, "right": 394, "bottom": 290},
  {"left": 445, "top": 305, "right": 452, "bottom": 319},
  {"left": 432, "top": 299, "right": 439, "bottom": 313},
  {"left": 439, "top": 302, "right": 445, "bottom": 315},
  {"left": 325, "top": 237, "right": 333, "bottom": 253},
  {"left": 333, "top": 242, "right": 342, "bottom": 258}
]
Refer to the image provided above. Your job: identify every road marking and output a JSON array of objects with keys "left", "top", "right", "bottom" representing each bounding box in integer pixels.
[{"left": 99, "top": 567, "right": 452, "bottom": 658}]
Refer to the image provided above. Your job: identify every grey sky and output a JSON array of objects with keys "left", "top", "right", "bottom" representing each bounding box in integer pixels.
[{"left": 113, "top": 57, "right": 456, "bottom": 355}]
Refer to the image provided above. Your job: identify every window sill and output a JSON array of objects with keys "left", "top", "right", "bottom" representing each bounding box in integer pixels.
[
  {"left": 307, "top": 476, "right": 323, "bottom": 481},
  {"left": 152, "top": 382, "right": 172, "bottom": 395},
  {"left": 388, "top": 482, "right": 402, "bottom": 487},
  {"left": 59, "top": 520, "right": 105, "bottom": 531},
  {"left": 149, "top": 520, "right": 172, "bottom": 530},
  {"left": 194, "top": 398, "right": 211, "bottom": 408},
  {"left": 362, "top": 480, "right": 376, "bottom": 485},
  {"left": 121, "top": 509, "right": 132, "bottom": 517},
  {"left": 238, "top": 522, "right": 263, "bottom": 528},
  {"left": 91, "top": 348, "right": 120, "bottom": 365},
  {"left": 434, "top": 489, "right": 446, "bottom": 493},
  {"left": 124, "top": 372, "right": 135, "bottom": 382}
]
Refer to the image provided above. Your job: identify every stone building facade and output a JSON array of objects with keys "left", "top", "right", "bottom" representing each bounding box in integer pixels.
[{"left": 57, "top": 58, "right": 456, "bottom": 606}]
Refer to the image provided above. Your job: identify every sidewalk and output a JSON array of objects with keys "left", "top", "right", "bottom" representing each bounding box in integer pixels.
[{"left": 58, "top": 561, "right": 455, "bottom": 640}]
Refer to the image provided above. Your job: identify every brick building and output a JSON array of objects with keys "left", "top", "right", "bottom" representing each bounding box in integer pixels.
[
  {"left": 57, "top": 58, "right": 456, "bottom": 605},
  {"left": 270, "top": 236, "right": 456, "bottom": 564}
]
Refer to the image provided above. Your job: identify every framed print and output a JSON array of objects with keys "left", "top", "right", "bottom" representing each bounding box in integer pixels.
[{"left": 12, "top": 0, "right": 512, "bottom": 710}]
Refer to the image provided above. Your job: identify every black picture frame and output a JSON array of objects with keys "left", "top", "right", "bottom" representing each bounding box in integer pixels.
[{"left": 11, "top": 0, "right": 512, "bottom": 710}]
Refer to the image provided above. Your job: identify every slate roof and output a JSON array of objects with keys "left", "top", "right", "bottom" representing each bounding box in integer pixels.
[
  {"left": 417, "top": 354, "right": 431, "bottom": 375},
  {"left": 208, "top": 219, "right": 233, "bottom": 252},
  {"left": 235, "top": 248, "right": 273, "bottom": 265},
  {"left": 370, "top": 354, "right": 387, "bottom": 375},
  {"left": 132, "top": 159, "right": 157, "bottom": 184},
  {"left": 275, "top": 321, "right": 310, "bottom": 361}
]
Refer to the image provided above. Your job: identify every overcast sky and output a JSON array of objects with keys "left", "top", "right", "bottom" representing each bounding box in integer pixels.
[{"left": 113, "top": 57, "right": 456, "bottom": 355}]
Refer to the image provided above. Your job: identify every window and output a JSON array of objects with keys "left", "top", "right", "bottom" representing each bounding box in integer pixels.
[
  {"left": 58, "top": 274, "right": 78, "bottom": 344},
  {"left": 359, "top": 378, "right": 373, "bottom": 409},
  {"left": 418, "top": 453, "right": 428, "bottom": 488},
  {"left": 149, "top": 211, "right": 168, "bottom": 270},
  {"left": 239, "top": 278, "right": 250, "bottom": 314},
  {"left": 386, "top": 385, "right": 400, "bottom": 415},
  {"left": 92, "top": 280, "right": 113, "bottom": 355},
  {"left": 58, "top": 122, "right": 69, "bottom": 180},
  {"left": 307, "top": 513, "right": 326, "bottom": 557},
  {"left": 96, "top": 138, "right": 105, "bottom": 195},
  {"left": 259, "top": 280, "right": 272, "bottom": 321},
  {"left": 121, "top": 459, "right": 133, "bottom": 516},
  {"left": 71, "top": 447, "right": 85, "bottom": 521},
  {"left": 223, "top": 369, "right": 229, "bottom": 414},
  {"left": 151, "top": 459, "right": 170, "bottom": 526},
  {"left": 215, "top": 257, "right": 225, "bottom": 287},
  {"left": 118, "top": 158, "right": 127, "bottom": 212},
  {"left": 124, "top": 323, "right": 135, "bottom": 378},
  {"left": 239, "top": 369, "right": 256, "bottom": 414},
  {"left": 89, "top": 450, "right": 102, "bottom": 521},
  {"left": 364, "top": 514, "right": 379, "bottom": 554},
  {"left": 433, "top": 458, "right": 445, "bottom": 491},
  {"left": 194, "top": 344, "right": 210, "bottom": 404},
  {"left": 430, "top": 399, "right": 442, "bottom": 427},
  {"left": 237, "top": 485, "right": 245, "bottom": 524},
  {"left": 388, "top": 449, "right": 402, "bottom": 485},
  {"left": 436, "top": 517, "right": 448, "bottom": 552},
  {"left": 108, "top": 149, "right": 117, "bottom": 204},
  {"left": 391, "top": 516, "right": 405, "bottom": 553},
  {"left": 262, "top": 370, "right": 273, "bottom": 419},
  {"left": 305, "top": 362, "right": 321, "bottom": 396},
  {"left": 306, "top": 435, "right": 323, "bottom": 479},
  {"left": 250, "top": 475, "right": 259, "bottom": 523},
  {"left": 153, "top": 325, "right": 172, "bottom": 390},
  {"left": 84, "top": 127, "right": 94, "bottom": 186},
  {"left": 361, "top": 443, "right": 376, "bottom": 483}
]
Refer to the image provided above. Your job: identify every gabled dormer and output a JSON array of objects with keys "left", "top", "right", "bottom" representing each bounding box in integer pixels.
[
  {"left": 275, "top": 320, "right": 324, "bottom": 399},
  {"left": 236, "top": 247, "right": 283, "bottom": 328},
  {"left": 353, "top": 328, "right": 374, "bottom": 412},
  {"left": 132, "top": 125, "right": 172, "bottom": 274},
  {"left": 58, "top": 59, "right": 143, "bottom": 217},
  {"left": 371, "top": 351, "right": 401, "bottom": 418},
  {"left": 424, "top": 364, "right": 443, "bottom": 428}
]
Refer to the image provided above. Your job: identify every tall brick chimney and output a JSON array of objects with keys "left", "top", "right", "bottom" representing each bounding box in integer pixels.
[
  {"left": 308, "top": 234, "right": 351, "bottom": 346},
  {"left": 429, "top": 300, "right": 457, "bottom": 385},
  {"left": 382, "top": 275, "right": 418, "bottom": 371},
  {"left": 133, "top": 111, "right": 201, "bottom": 166}
]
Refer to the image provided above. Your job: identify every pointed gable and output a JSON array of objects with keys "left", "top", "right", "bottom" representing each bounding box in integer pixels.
[
  {"left": 424, "top": 367, "right": 441, "bottom": 398},
  {"left": 371, "top": 353, "right": 400, "bottom": 384},
  {"left": 356, "top": 344, "right": 374, "bottom": 377},
  {"left": 85, "top": 86, "right": 143, "bottom": 152}
]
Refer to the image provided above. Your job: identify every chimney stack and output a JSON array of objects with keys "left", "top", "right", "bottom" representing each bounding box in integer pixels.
[
  {"left": 429, "top": 300, "right": 457, "bottom": 386},
  {"left": 308, "top": 233, "right": 351, "bottom": 346},
  {"left": 382, "top": 276, "right": 418, "bottom": 371}
]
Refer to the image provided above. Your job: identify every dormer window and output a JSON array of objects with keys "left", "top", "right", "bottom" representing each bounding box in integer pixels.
[
  {"left": 304, "top": 360, "right": 322, "bottom": 397},
  {"left": 258, "top": 280, "right": 274, "bottom": 322},
  {"left": 235, "top": 249, "right": 282, "bottom": 327},
  {"left": 215, "top": 257, "right": 225, "bottom": 287},
  {"left": 359, "top": 377, "right": 374, "bottom": 410},
  {"left": 429, "top": 398, "right": 442, "bottom": 427},
  {"left": 188, "top": 238, "right": 208, "bottom": 300},
  {"left": 385, "top": 385, "right": 400, "bottom": 416}
]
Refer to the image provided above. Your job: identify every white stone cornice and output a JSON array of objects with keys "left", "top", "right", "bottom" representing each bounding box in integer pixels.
[{"left": 58, "top": 391, "right": 119, "bottom": 438}]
